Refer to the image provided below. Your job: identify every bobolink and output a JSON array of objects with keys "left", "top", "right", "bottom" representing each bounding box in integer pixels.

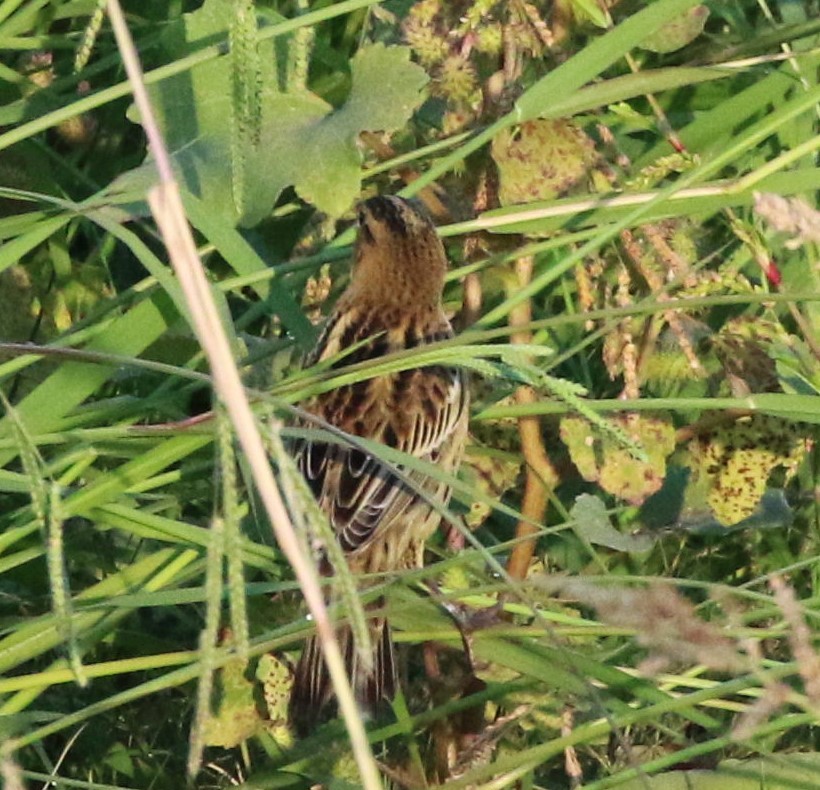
[{"left": 289, "top": 195, "right": 469, "bottom": 734}]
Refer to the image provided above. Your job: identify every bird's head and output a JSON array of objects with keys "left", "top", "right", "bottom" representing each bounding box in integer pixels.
[{"left": 348, "top": 196, "right": 448, "bottom": 311}]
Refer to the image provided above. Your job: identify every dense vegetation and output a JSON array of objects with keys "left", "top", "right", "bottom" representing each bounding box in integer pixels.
[{"left": 0, "top": 0, "right": 818, "bottom": 787}]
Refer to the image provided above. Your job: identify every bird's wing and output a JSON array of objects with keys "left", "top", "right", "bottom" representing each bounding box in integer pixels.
[
  {"left": 294, "top": 315, "right": 467, "bottom": 555},
  {"left": 350, "top": 366, "right": 467, "bottom": 554}
]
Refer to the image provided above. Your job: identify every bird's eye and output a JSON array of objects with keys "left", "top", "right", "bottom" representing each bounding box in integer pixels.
[{"left": 356, "top": 208, "right": 368, "bottom": 226}]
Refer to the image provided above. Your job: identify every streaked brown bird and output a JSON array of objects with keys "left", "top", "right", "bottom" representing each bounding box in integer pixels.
[{"left": 289, "top": 195, "right": 469, "bottom": 735}]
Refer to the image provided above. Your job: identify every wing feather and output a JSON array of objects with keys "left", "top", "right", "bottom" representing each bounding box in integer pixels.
[{"left": 293, "top": 311, "right": 467, "bottom": 558}]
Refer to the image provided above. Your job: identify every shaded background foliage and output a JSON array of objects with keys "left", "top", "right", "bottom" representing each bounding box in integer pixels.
[{"left": 0, "top": 0, "right": 818, "bottom": 788}]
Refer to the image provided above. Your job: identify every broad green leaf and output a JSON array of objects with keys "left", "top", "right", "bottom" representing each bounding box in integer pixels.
[
  {"left": 268, "top": 43, "right": 428, "bottom": 217},
  {"left": 491, "top": 119, "right": 599, "bottom": 206},
  {"left": 257, "top": 652, "right": 294, "bottom": 746},
  {"left": 687, "top": 414, "right": 808, "bottom": 526},
  {"left": 203, "top": 654, "right": 263, "bottom": 748},
  {"left": 116, "top": 0, "right": 427, "bottom": 225},
  {"left": 674, "top": 488, "right": 794, "bottom": 536},
  {"left": 570, "top": 494, "right": 655, "bottom": 553},
  {"left": 560, "top": 414, "right": 675, "bottom": 505},
  {"left": 461, "top": 447, "right": 521, "bottom": 531},
  {"left": 640, "top": 5, "right": 710, "bottom": 53}
]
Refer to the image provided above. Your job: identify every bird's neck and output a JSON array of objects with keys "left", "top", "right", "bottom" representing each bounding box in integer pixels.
[{"left": 344, "top": 275, "right": 442, "bottom": 315}]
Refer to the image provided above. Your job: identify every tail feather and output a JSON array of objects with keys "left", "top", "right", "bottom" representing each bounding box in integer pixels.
[{"left": 289, "top": 618, "right": 397, "bottom": 737}]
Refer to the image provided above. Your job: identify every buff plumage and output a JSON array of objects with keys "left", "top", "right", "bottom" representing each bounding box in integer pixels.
[{"left": 288, "top": 196, "right": 469, "bottom": 735}]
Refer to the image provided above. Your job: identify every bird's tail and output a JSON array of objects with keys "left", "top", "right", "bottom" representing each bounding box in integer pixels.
[{"left": 289, "top": 616, "right": 397, "bottom": 737}]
